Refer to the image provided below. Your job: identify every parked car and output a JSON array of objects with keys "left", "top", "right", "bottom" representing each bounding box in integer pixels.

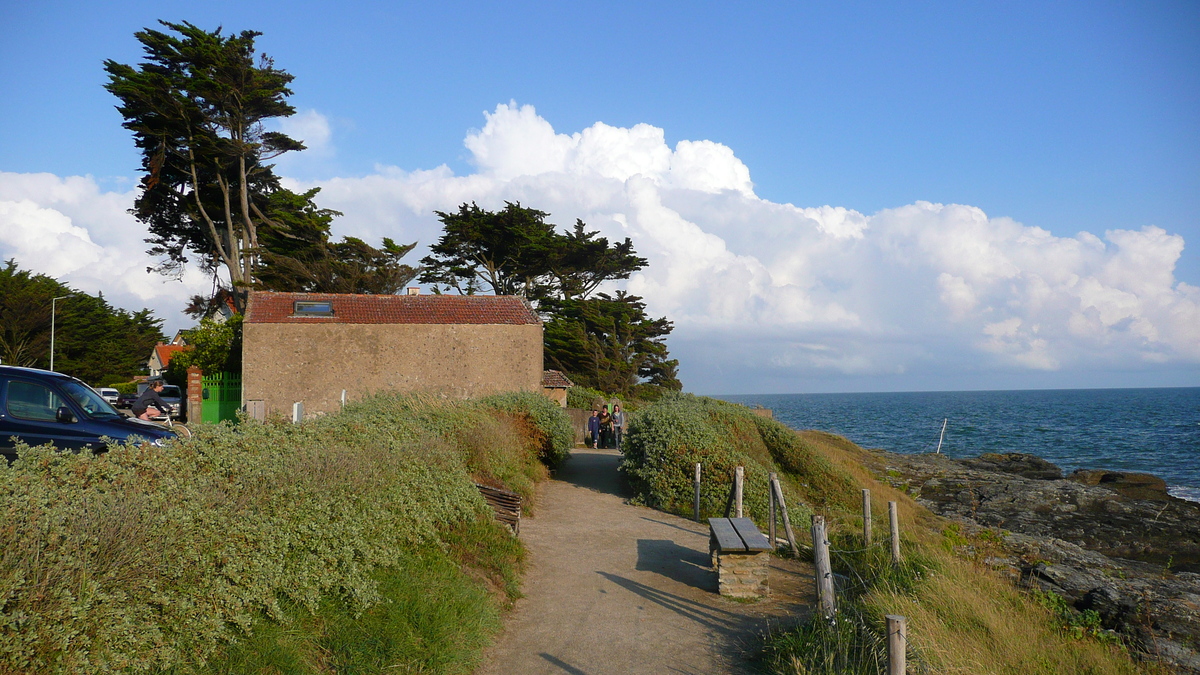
[
  {"left": 0, "top": 366, "right": 175, "bottom": 463},
  {"left": 117, "top": 392, "right": 138, "bottom": 409},
  {"left": 135, "top": 382, "right": 187, "bottom": 421},
  {"left": 96, "top": 387, "right": 120, "bottom": 405}
]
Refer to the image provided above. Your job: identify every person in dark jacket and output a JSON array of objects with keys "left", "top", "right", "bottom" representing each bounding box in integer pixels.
[
  {"left": 612, "top": 404, "right": 625, "bottom": 450},
  {"left": 587, "top": 410, "right": 601, "bottom": 448},
  {"left": 132, "top": 380, "right": 174, "bottom": 421}
]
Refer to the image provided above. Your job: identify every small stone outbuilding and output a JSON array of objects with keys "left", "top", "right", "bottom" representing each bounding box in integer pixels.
[
  {"left": 242, "top": 291, "right": 543, "bottom": 418},
  {"left": 541, "top": 369, "right": 574, "bottom": 408}
]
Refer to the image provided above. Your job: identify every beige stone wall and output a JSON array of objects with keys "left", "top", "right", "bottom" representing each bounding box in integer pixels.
[
  {"left": 542, "top": 387, "right": 567, "bottom": 408},
  {"left": 243, "top": 322, "right": 543, "bottom": 417}
]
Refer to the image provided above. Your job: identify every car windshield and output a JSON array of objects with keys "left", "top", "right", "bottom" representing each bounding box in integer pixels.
[
  {"left": 61, "top": 380, "right": 122, "bottom": 419},
  {"left": 160, "top": 385, "right": 182, "bottom": 399}
]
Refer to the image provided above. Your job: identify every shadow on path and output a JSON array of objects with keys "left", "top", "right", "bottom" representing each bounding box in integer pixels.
[
  {"left": 595, "top": 571, "right": 746, "bottom": 635},
  {"left": 555, "top": 449, "right": 629, "bottom": 497},
  {"left": 635, "top": 539, "right": 716, "bottom": 591},
  {"left": 539, "top": 653, "right": 589, "bottom": 674}
]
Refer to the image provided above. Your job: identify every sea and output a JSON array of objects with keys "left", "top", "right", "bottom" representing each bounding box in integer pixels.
[{"left": 717, "top": 387, "right": 1200, "bottom": 503}]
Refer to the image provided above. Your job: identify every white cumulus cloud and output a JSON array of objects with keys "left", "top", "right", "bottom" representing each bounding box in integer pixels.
[{"left": 4, "top": 103, "right": 1197, "bottom": 392}]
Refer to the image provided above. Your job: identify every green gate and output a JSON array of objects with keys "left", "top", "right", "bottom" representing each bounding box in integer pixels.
[{"left": 200, "top": 372, "right": 241, "bottom": 424}]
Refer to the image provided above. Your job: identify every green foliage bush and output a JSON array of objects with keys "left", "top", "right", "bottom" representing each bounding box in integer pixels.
[
  {"left": 619, "top": 393, "right": 858, "bottom": 526},
  {"left": 0, "top": 391, "right": 569, "bottom": 673},
  {"left": 567, "top": 385, "right": 608, "bottom": 411}
]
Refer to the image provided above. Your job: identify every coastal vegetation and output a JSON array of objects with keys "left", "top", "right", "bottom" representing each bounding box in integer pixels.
[
  {"left": 620, "top": 394, "right": 1157, "bottom": 674},
  {"left": 0, "top": 391, "right": 570, "bottom": 673}
]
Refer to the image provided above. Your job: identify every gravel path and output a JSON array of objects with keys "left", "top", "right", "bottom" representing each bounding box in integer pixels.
[{"left": 477, "top": 448, "right": 814, "bottom": 675}]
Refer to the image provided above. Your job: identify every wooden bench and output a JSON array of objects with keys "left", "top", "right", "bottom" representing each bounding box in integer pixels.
[{"left": 708, "top": 517, "right": 773, "bottom": 598}]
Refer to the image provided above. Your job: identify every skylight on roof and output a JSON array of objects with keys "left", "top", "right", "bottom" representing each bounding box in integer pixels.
[{"left": 293, "top": 300, "right": 334, "bottom": 316}]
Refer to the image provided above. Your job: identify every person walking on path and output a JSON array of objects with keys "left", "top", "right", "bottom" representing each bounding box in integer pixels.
[
  {"left": 612, "top": 404, "right": 625, "bottom": 450},
  {"left": 598, "top": 405, "right": 613, "bottom": 449},
  {"left": 587, "top": 409, "right": 601, "bottom": 448}
]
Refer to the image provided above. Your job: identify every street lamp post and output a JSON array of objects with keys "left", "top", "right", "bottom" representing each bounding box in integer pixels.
[{"left": 50, "top": 295, "right": 72, "bottom": 372}]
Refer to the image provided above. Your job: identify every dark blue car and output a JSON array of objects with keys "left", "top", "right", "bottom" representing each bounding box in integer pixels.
[{"left": 0, "top": 365, "right": 176, "bottom": 463}]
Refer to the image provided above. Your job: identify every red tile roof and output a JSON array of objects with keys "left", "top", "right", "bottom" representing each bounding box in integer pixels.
[
  {"left": 153, "top": 343, "right": 191, "bottom": 367},
  {"left": 244, "top": 291, "right": 541, "bottom": 325},
  {"left": 541, "top": 370, "right": 575, "bottom": 388}
]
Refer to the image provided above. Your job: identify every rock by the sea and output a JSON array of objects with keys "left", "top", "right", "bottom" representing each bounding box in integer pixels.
[{"left": 871, "top": 451, "right": 1200, "bottom": 674}]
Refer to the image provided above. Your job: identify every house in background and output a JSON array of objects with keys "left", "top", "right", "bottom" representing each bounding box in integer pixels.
[
  {"left": 241, "top": 291, "right": 544, "bottom": 418},
  {"left": 541, "top": 369, "right": 575, "bottom": 408},
  {"left": 147, "top": 343, "right": 192, "bottom": 378}
]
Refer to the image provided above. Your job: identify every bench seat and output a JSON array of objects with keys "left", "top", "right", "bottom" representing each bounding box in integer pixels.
[{"left": 708, "top": 517, "right": 772, "bottom": 598}]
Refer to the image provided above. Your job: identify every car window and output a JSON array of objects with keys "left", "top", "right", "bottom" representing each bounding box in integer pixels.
[
  {"left": 6, "top": 381, "right": 67, "bottom": 422},
  {"left": 61, "top": 380, "right": 120, "bottom": 418},
  {"left": 160, "top": 386, "right": 182, "bottom": 398}
]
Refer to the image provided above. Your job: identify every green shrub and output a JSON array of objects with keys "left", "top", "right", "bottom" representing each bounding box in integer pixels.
[
  {"left": 567, "top": 385, "right": 609, "bottom": 410},
  {"left": 0, "top": 391, "right": 562, "bottom": 673},
  {"left": 619, "top": 393, "right": 834, "bottom": 527}
]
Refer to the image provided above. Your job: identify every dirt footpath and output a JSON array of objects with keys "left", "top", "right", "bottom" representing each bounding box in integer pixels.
[{"left": 477, "top": 448, "right": 814, "bottom": 675}]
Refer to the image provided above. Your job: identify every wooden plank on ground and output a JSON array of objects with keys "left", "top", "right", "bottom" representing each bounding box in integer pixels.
[
  {"left": 730, "top": 517, "right": 773, "bottom": 551},
  {"left": 708, "top": 517, "right": 746, "bottom": 552}
]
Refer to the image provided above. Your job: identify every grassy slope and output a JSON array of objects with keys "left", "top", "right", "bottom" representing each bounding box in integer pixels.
[
  {"left": 0, "top": 391, "right": 571, "bottom": 674},
  {"left": 620, "top": 394, "right": 1156, "bottom": 675}
]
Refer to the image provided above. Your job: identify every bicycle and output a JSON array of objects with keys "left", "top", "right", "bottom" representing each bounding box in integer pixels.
[{"left": 146, "top": 407, "right": 192, "bottom": 439}]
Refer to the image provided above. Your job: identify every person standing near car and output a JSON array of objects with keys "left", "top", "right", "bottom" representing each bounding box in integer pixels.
[{"left": 132, "top": 379, "right": 174, "bottom": 421}]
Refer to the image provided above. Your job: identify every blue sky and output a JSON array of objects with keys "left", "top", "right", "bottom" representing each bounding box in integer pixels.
[{"left": 1, "top": 1, "right": 1197, "bottom": 393}]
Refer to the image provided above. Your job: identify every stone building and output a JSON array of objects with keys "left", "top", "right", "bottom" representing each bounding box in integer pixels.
[
  {"left": 540, "top": 369, "right": 575, "bottom": 408},
  {"left": 242, "top": 291, "right": 543, "bottom": 418}
]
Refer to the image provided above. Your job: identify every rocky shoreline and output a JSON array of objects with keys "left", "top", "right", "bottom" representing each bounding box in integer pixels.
[{"left": 869, "top": 450, "right": 1200, "bottom": 674}]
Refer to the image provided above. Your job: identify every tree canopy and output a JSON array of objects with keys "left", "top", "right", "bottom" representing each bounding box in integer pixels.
[
  {"left": 420, "top": 203, "right": 679, "bottom": 397},
  {"left": 105, "top": 22, "right": 416, "bottom": 309},
  {"left": 0, "top": 260, "right": 165, "bottom": 385},
  {"left": 419, "top": 202, "right": 646, "bottom": 302}
]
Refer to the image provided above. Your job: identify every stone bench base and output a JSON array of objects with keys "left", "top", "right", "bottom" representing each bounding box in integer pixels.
[{"left": 713, "top": 550, "right": 769, "bottom": 598}]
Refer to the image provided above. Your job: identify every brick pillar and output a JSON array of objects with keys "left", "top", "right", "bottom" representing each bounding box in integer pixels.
[{"left": 186, "top": 366, "right": 203, "bottom": 424}]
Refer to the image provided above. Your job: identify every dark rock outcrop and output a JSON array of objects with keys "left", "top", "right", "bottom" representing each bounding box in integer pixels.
[{"left": 873, "top": 451, "right": 1200, "bottom": 674}]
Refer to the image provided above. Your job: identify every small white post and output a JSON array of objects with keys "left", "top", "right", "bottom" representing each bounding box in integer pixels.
[
  {"left": 341, "top": 389, "right": 347, "bottom": 408},
  {"left": 889, "top": 501, "right": 902, "bottom": 564},
  {"left": 862, "top": 488, "right": 873, "bottom": 546},
  {"left": 292, "top": 401, "right": 304, "bottom": 424}
]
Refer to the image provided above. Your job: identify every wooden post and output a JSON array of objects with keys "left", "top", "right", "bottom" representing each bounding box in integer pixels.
[
  {"left": 811, "top": 515, "right": 836, "bottom": 618},
  {"left": 693, "top": 463, "right": 702, "bottom": 522},
  {"left": 889, "top": 501, "right": 902, "bottom": 564},
  {"left": 771, "top": 476, "right": 798, "bottom": 555},
  {"left": 768, "top": 471, "right": 777, "bottom": 548},
  {"left": 862, "top": 488, "right": 872, "bottom": 546},
  {"left": 886, "top": 614, "right": 907, "bottom": 675},
  {"left": 734, "top": 465, "right": 744, "bottom": 518}
]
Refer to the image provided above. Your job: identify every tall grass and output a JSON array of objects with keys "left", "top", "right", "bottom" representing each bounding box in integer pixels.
[
  {"left": 620, "top": 394, "right": 1157, "bottom": 675},
  {"left": 0, "top": 390, "right": 568, "bottom": 674}
]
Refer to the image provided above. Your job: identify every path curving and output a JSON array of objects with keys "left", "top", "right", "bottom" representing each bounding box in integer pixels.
[{"left": 477, "top": 448, "right": 814, "bottom": 675}]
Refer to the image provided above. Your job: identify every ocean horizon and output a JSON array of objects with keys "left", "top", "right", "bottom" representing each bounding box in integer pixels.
[{"left": 716, "top": 386, "right": 1200, "bottom": 503}]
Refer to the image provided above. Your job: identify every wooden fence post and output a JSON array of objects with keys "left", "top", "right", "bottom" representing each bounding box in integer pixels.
[
  {"left": 811, "top": 515, "right": 836, "bottom": 618},
  {"left": 768, "top": 471, "right": 777, "bottom": 548},
  {"left": 862, "top": 488, "right": 873, "bottom": 546},
  {"left": 771, "top": 476, "right": 798, "bottom": 555},
  {"left": 889, "top": 501, "right": 902, "bottom": 564},
  {"left": 734, "top": 466, "right": 744, "bottom": 518},
  {"left": 694, "top": 463, "right": 702, "bottom": 522},
  {"left": 886, "top": 614, "right": 907, "bottom": 675}
]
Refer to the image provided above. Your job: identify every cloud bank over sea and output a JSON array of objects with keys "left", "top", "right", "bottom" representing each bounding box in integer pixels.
[{"left": 3, "top": 102, "right": 1197, "bottom": 392}]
